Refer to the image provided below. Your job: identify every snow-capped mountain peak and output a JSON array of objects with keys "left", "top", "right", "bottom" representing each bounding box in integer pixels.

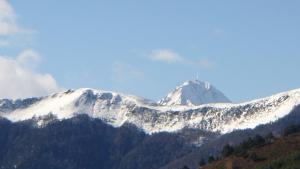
[
  {"left": 1, "top": 85, "right": 300, "bottom": 135},
  {"left": 158, "top": 80, "right": 231, "bottom": 106}
]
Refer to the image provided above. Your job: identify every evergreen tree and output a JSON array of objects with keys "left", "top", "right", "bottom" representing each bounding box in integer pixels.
[
  {"left": 208, "top": 156, "right": 215, "bottom": 163},
  {"left": 265, "top": 132, "right": 275, "bottom": 143},
  {"left": 181, "top": 165, "right": 190, "bottom": 169},
  {"left": 221, "top": 144, "right": 234, "bottom": 157},
  {"left": 198, "top": 158, "right": 206, "bottom": 167}
]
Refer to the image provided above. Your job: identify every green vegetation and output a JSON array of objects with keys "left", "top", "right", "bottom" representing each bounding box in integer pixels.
[
  {"left": 221, "top": 144, "right": 234, "bottom": 158},
  {"left": 181, "top": 165, "right": 190, "bottom": 169},
  {"left": 200, "top": 125, "right": 300, "bottom": 169},
  {"left": 198, "top": 158, "right": 206, "bottom": 167},
  {"left": 256, "top": 151, "right": 300, "bottom": 169},
  {"left": 219, "top": 134, "right": 269, "bottom": 160},
  {"left": 0, "top": 115, "right": 194, "bottom": 169},
  {"left": 283, "top": 125, "right": 300, "bottom": 136},
  {"left": 208, "top": 156, "right": 216, "bottom": 163}
]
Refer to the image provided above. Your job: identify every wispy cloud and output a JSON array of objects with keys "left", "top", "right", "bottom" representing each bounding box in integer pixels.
[
  {"left": 212, "top": 28, "right": 224, "bottom": 35},
  {"left": 112, "top": 62, "right": 144, "bottom": 83},
  {"left": 198, "top": 58, "right": 216, "bottom": 70},
  {"left": 149, "top": 48, "right": 216, "bottom": 70},
  {"left": 0, "top": 0, "right": 26, "bottom": 35},
  {"left": 16, "top": 49, "right": 40, "bottom": 69},
  {"left": 0, "top": 0, "right": 35, "bottom": 47},
  {"left": 0, "top": 50, "right": 62, "bottom": 99},
  {"left": 149, "top": 49, "right": 183, "bottom": 63},
  {"left": 211, "top": 27, "right": 226, "bottom": 38},
  {"left": 0, "top": 1, "right": 62, "bottom": 99},
  {"left": 0, "top": 38, "right": 10, "bottom": 46}
]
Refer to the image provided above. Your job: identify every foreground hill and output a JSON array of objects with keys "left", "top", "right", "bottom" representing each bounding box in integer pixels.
[{"left": 200, "top": 126, "right": 300, "bottom": 169}]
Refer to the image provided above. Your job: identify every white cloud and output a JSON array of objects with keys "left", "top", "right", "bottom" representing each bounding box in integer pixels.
[
  {"left": 16, "top": 49, "right": 40, "bottom": 69},
  {"left": 0, "top": 0, "right": 34, "bottom": 48},
  {"left": 0, "top": 0, "right": 24, "bottom": 36},
  {"left": 0, "top": 1, "right": 59, "bottom": 99},
  {"left": 212, "top": 28, "right": 224, "bottom": 34},
  {"left": 149, "top": 48, "right": 216, "bottom": 70},
  {"left": 0, "top": 39, "right": 10, "bottom": 46},
  {"left": 112, "top": 62, "right": 144, "bottom": 83},
  {"left": 0, "top": 50, "right": 62, "bottom": 99},
  {"left": 149, "top": 49, "right": 183, "bottom": 63},
  {"left": 198, "top": 58, "right": 215, "bottom": 70}
]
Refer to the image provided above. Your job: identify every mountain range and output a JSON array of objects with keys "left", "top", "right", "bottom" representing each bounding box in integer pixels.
[
  {"left": 0, "top": 80, "right": 300, "bottom": 169},
  {"left": 1, "top": 80, "right": 299, "bottom": 134}
]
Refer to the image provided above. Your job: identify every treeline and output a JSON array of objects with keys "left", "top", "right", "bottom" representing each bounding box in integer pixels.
[
  {"left": 257, "top": 151, "right": 300, "bottom": 169},
  {"left": 220, "top": 124, "right": 300, "bottom": 159},
  {"left": 187, "top": 124, "right": 300, "bottom": 169},
  {"left": 0, "top": 115, "right": 193, "bottom": 169}
]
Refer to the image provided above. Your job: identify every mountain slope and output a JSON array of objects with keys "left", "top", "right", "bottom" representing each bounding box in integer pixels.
[
  {"left": 201, "top": 126, "right": 300, "bottom": 169},
  {"left": 159, "top": 80, "right": 231, "bottom": 106},
  {"left": 1, "top": 83, "right": 300, "bottom": 169},
  {"left": 0, "top": 83, "right": 300, "bottom": 134},
  {"left": 161, "top": 107, "right": 300, "bottom": 169},
  {"left": 0, "top": 116, "right": 193, "bottom": 169}
]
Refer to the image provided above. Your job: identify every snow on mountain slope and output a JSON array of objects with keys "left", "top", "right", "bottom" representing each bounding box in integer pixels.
[
  {"left": 1, "top": 85, "right": 300, "bottom": 134},
  {"left": 1, "top": 88, "right": 155, "bottom": 124},
  {"left": 0, "top": 97, "right": 41, "bottom": 113},
  {"left": 159, "top": 80, "right": 231, "bottom": 106}
]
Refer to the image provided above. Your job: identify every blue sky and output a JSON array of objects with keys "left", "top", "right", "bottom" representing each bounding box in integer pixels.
[{"left": 0, "top": 0, "right": 300, "bottom": 101}]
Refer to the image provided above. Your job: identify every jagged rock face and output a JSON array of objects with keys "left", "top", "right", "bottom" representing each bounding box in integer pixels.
[
  {"left": 0, "top": 98, "right": 41, "bottom": 113},
  {"left": 159, "top": 80, "right": 231, "bottom": 106},
  {"left": 0, "top": 85, "right": 300, "bottom": 134}
]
